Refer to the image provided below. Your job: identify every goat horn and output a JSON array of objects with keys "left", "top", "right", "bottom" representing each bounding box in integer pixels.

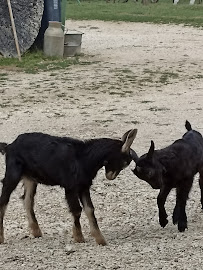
[
  {"left": 147, "top": 140, "right": 155, "bottom": 159},
  {"left": 130, "top": 149, "right": 139, "bottom": 162}
]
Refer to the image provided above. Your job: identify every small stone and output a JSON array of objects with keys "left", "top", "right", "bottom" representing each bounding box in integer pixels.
[{"left": 65, "top": 244, "right": 75, "bottom": 255}]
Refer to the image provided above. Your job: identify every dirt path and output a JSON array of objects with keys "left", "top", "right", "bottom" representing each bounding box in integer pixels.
[{"left": 0, "top": 20, "right": 203, "bottom": 269}]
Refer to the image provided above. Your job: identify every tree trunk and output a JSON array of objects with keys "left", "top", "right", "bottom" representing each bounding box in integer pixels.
[{"left": 0, "top": 0, "right": 44, "bottom": 57}]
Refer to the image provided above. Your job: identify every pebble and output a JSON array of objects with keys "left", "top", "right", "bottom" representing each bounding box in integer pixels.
[{"left": 65, "top": 245, "right": 75, "bottom": 255}]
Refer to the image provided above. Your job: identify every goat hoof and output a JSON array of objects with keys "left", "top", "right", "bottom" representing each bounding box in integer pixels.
[
  {"left": 172, "top": 215, "right": 178, "bottom": 225},
  {"left": 0, "top": 236, "right": 4, "bottom": 244},
  {"left": 30, "top": 224, "right": 42, "bottom": 238},
  {"left": 96, "top": 238, "right": 107, "bottom": 246},
  {"left": 159, "top": 218, "right": 168, "bottom": 228},
  {"left": 178, "top": 227, "right": 186, "bottom": 232},
  {"left": 32, "top": 230, "right": 42, "bottom": 238},
  {"left": 73, "top": 235, "right": 85, "bottom": 243},
  {"left": 178, "top": 222, "right": 187, "bottom": 232}
]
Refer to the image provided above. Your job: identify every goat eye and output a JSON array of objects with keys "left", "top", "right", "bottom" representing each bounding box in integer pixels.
[{"left": 103, "top": 160, "right": 108, "bottom": 166}]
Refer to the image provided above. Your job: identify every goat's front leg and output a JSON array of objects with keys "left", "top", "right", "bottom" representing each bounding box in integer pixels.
[
  {"left": 157, "top": 186, "right": 172, "bottom": 228},
  {"left": 23, "top": 178, "right": 42, "bottom": 238},
  {"left": 80, "top": 189, "right": 107, "bottom": 246},
  {"left": 199, "top": 170, "right": 203, "bottom": 210},
  {"left": 172, "top": 202, "right": 179, "bottom": 225},
  {"left": 65, "top": 189, "right": 85, "bottom": 243},
  {"left": 175, "top": 179, "right": 193, "bottom": 232}
]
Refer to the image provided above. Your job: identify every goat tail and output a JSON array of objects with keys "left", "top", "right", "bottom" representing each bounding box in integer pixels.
[
  {"left": 0, "top": 142, "right": 8, "bottom": 155},
  {"left": 185, "top": 120, "right": 192, "bottom": 131}
]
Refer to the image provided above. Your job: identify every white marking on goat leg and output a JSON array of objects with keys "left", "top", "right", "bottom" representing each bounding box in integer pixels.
[
  {"left": 0, "top": 205, "right": 6, "bottom": 244},
  {"left": 72, "top": 225, "right": 85, "bottom": 243},
  {"left": 23, "top": 179, "right": 42, "bottom": 238},
  {"left": 72, "top": 213, "right": 85, "bottom": 243},
  {"left": 83, "top": 204, "right": 107, "bottom": 246}
]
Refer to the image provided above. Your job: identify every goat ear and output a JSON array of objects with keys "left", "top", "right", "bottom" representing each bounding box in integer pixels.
[
  {"left": 185, "top": 120, "right": 192, "bottom": 131},
  {"left": 147, "top": 140, "right": 155, "bottom": 159},
  {"left": 121, "top": 129, "right": 137, "bottom": 153}
]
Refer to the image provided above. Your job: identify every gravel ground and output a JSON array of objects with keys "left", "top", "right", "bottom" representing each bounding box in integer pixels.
[{"left": 0, "top": 20, "right": 203, "bottom": 269}]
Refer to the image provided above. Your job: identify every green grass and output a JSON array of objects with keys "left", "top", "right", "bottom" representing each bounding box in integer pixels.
[
  {"left": 66, "top": 0, "right": 203, "bottom": 27},
  {"left": 0, "top": 50, "right": 79, "bottom": 73}
]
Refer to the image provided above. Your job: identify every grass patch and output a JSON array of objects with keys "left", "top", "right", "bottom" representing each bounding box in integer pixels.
[
  {"left": 0, "top": 73, "right": 8, "bottom": 81},
  {"left": 141, "top": 100, "right": 153, "bottom": 104},
  {"left": 149, "top": 106, "right": 170, "bottom": 112},
  {"left": 95, "top": 119, "right": 114, "bottom": 123},
  {"left": 131, "top": 120, "right": 140, "bottom": 125},
  {"left": 0, "top": 50, "right": 80, "bottom": 74},
  {"left": 66, "top": 0, "right": 203, "bottom": 28},
  {"left": 159, "top": 72, "right": 179, "bottom": 84}
]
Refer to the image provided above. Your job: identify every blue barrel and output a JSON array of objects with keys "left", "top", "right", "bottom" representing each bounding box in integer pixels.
[
  {"left": 33, "top": 0, "right": 62, "bottom": 49},
  {"left": 44, "top": 0, "right": 61, "bottom": 23}
]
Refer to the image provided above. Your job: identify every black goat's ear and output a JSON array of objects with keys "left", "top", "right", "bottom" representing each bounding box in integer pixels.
[
  {"left": 121, "top": 129, "right": 137, "bottom": 153},
  {"left": 185, "top": 120, "right": 192, "bottom": 131},
  {"left": 130, "top": 149, "right": 139, "bottom": 162},
  {"left": 147, "top": 140, "right": 155, "bottom": 159}
]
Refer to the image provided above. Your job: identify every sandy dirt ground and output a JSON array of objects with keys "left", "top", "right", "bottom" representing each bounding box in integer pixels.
[{"left": 0, "top": 20, "right": 203, "bottom": 269}]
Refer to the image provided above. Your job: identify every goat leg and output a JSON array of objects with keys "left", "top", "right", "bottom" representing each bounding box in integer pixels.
[
  {"left": 23, "top": 179, "right": 42, "bottom": 238},
  {"left": 176, "top": 181, "right": 193, "bottom": 232},
  {"left": 0, "top": 172, "right": 21, "bottom": 243},
  {"left": 157, "top": 186, "right": 171, "bottom": 228},
  {"left": 199, "top": 171, "right": 203, "bottom": 210},
  {"left": 65, "top": 189, "right": 85, "bottom": 243},
  {"left": 80, "top": 189, "right": 107, "bottom": 246},
  {"left": 172, "top": 204, "right": 180, "bottom": 225},
  {"left": 0, "top": 206, "right": 6, "bottom": 243}
]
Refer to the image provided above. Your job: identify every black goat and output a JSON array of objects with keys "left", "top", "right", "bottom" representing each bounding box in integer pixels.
[
  {"left": 132, "top": 121, "right": 203, "bottom": 232},
  {"left": 0, "top": 129, "right": 137, "bottom": 245}
]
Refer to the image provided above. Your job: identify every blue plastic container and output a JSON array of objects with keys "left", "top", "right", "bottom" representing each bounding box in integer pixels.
[
  {"left": 44, "top": 0, "right": 61, "bottom": 23},
  {"left": 34, "top": 0, "right": 62, "bottom": 48}
]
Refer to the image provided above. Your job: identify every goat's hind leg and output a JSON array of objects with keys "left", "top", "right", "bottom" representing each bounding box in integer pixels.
[
  {"left": 173, "top": 187, "right": 181, "bottom": 225},
  {"left": 176, "top": 179, "right": 193, "bottom": 232},
  {"left": 0, "top": 165, "right": 22, "bottom": 243},
  {"left": 65, "top": 189, "right": 85, "bottom": 243},
  {"left": 22, "top": 178, "right": 42, "bottom": 238},
  {"left": 80, "top": 189, "right": 107, "bottom": 246}
]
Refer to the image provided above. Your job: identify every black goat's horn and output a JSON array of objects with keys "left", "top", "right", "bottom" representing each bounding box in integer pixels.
[
  {"left": 130, "top": 149, "right": 139, "bottom": 162},
  {"left": 147, "top": 140, "right": 155, "bottom": 159}
]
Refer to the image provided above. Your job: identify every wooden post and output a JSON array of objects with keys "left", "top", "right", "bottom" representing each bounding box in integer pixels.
[{"left": 7, "top": 0, "right": 21, "bottom": 61}]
